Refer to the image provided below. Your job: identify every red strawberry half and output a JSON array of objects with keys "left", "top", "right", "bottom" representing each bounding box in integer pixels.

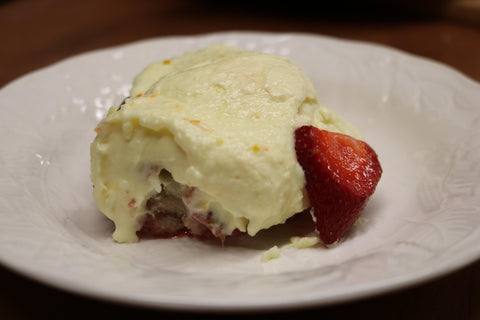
[{"left": 294, "top": 126, "right": 382, "bottom": 245}]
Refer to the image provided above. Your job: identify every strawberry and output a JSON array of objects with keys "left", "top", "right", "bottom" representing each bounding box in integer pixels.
[{"left": 294, "top": 126, "right": 382, "bottom": 245}]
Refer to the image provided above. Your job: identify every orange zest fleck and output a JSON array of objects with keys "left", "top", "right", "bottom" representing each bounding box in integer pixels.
[
  {"left": 163, "top": 59, "right": 171, "bottom": 65},
  {"left": 136, "top": 93, "right": 143, "bottom": 97},
  {"left": 183, "top": 118, "right": 212, "bottom": 132},
  {"left": 252, "top": 145, "right": 260, "bottom": 152}
]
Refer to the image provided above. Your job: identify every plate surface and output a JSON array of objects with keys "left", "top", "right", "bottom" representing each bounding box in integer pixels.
[{"left": 1, "top": 31, "right": 479, "bottom": 311}]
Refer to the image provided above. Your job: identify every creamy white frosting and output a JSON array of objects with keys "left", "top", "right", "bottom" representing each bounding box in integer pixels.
[{"left": 90, "top": 45, "right": 361, "bottom": 243}]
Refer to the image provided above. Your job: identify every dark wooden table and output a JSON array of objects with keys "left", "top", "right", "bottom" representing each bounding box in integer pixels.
[{"left": 1, "top": 0, "right": 479, "bottom": 319}]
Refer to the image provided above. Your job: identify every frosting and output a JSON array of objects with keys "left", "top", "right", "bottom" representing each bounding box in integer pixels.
[{"left": 90, "top": 45, "right": 361, "bottom": 242}]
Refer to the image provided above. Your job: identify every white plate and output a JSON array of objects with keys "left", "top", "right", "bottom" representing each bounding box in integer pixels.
[{"left": 1, "top": 31, "right": 479, "bottom": 312}]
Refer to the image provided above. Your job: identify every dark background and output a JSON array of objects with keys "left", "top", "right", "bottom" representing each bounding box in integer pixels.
[{"left": 1, "top": 0, "right": 479, "bottom": 319}]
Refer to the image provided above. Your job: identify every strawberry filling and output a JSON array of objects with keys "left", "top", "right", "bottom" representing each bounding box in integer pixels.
[{"left": 137, "top": 170, "right": 225, "bottom": 240}]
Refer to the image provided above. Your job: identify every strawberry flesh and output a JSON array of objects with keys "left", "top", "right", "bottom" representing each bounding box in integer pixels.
[{"left": 294, "top": 126, "right": 382, "bottom": 245}]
